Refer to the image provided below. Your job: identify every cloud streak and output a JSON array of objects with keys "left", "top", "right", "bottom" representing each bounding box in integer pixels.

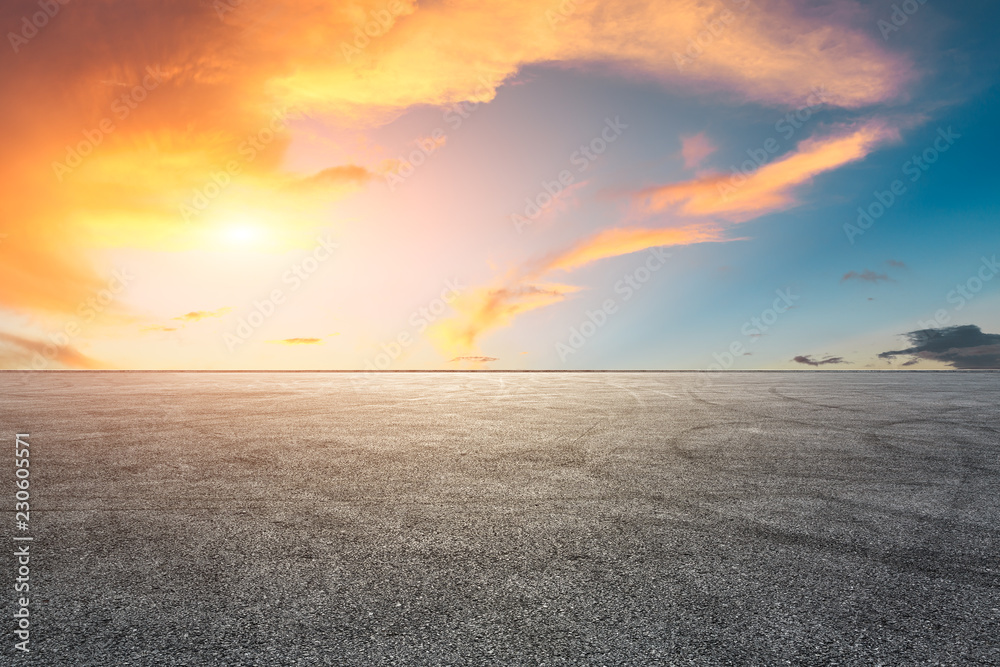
[
  {"left": 680, "top": 132, "right": 717, "bottom": 169},
  {"left": 432, "top": 120, "right": 906, "bottom": 358},
  {"left": 428, "top": 284, "right": 579, "bottom": 357},
  {"left": 0, "top": 331, "right": 107, "bottom": 369},
  {"left": 635, "top": 120, "right": 902, "bottom": 223},
  {"left": 793, "top": 355, "right": 849, "bottom": 367},
  {"left": 842, "top": 270, "right": 892, "bottom": 283},
  {"left": 174, "top": 307, "right": 233, "bottom": 322}
]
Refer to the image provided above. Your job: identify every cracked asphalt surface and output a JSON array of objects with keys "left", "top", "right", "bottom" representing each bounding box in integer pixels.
[{"left": 2, "top": 371, "right": 999, "bottom": 665}]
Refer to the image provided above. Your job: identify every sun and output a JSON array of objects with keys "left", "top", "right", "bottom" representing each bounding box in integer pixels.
[
  {"left": 224, "top": 224, "right": 263, "bottom": 244},
  {"left": 214, "top": 215, "right": 270, "bottom": 248}
]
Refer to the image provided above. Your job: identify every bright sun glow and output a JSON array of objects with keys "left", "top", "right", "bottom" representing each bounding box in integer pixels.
[
  {"left": 218, "top": 219, "right": 268, "bottom": 247},
  {"left": 225, "top": 225, "right": 261, "bottom": 243}
]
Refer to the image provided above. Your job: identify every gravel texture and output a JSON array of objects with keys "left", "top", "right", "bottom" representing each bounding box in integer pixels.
[{"left": 1, "top": 371, "right": 999, "bottom": 666}]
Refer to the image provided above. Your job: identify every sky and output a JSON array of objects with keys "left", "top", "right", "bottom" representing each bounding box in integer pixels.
[{"left": 1, "top": 0, "right": 999, "bottom": 370}]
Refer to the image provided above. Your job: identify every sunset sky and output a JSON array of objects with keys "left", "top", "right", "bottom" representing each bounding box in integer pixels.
[{"left": 2, "top": 0, "right": 999, "bottom": 370}]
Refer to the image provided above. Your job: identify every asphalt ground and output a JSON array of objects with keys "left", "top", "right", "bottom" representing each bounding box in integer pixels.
[{"left": 1, "top": 371, "right": 998, "bottom": 666}]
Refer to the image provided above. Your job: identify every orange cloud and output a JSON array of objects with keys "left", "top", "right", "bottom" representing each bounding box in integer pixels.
[
  {"left": 0, "top": 0, "right": 918, "bottom": 368},
  {"left": 0, "top": 1, "right": 910, "bottom": 286},
  {"left": 681, "top": 132, "right": 717, "bottom": 169},
  {"left": 428, "top": 226, "right": 728, "bottom": 357},
  {"left": 449, "top": 356, "right": 498, "bottom": 363},
  {"left": 0, "top": 331, "right": 108, "bottom": 369},
  {"left": 0, "top": 0, "right": 383, "bottom": 323},
  {"left": 0, "top": 227, "right": 104, "bottom": 315},
  {"left": 430, "top": 120, "right": 903, "bottom": 358},
  {"left": 271, "top": 0, "right": 912, "bottom": 114},
  {"left": 636, "top": 120, "right": 903, "bottom": 222},
  {"left": 541, "top": 225, "right": 724, "bottom": 274},
  {"left": 267, "top": 338, "right": 324, "bottom": 345},
  {"left": 174, "top": 307, "right": 232, "bottom": 322},
  {"left": 290, "top": 164, "right": 373, "bottom": 190},
  {"left": 428, "top": 283, "right": 580, "bottom": 357}
]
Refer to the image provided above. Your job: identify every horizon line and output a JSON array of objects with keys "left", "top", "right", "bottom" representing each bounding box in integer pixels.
[{"left": 1, "top": 369, "right": 996, "bottom": 373}]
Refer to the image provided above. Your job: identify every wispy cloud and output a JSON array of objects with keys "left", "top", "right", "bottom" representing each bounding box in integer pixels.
[
  {"left": 680, "top": 132, "right": 717, "bottom": 170},
  {"left": 842, "top": 270, "right": 892, "bottom": 283},
  {"left": 267, "top": 338, "right": 324, "bottom": 345},
  {"left": 0, "top": 331, "right": 108, "bottom": 369},
  {"left": 793, "top": 355, "right": 849, "bottom": 367},
  {"left": 432, "top": 121, "right": 904, "bottom": 359},
  {"left": 540, "top": 226, "right": 718, "bottom": 274},
  {"left": 428, "top": 284, "right": 578, "bottom": 357},
  {"left": 289, "top": 165, "right": 373, "bottom": 190},
  {"left": 634, "top": 121, "right": 902, "bottom": 223},
  {"left": 174, "top": 307, "right": 233, "bottom": 323}
]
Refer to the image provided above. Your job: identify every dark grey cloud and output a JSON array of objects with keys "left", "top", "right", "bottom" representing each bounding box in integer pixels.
[
  {"left": 878, "top": 325, "right": 1000, "bottom": 369},
  {"left": 793, "top": 355, "right": 848, "bottom": 367},
  {"left": 886, "top": 259, "right": 907, "bottom": 269}
]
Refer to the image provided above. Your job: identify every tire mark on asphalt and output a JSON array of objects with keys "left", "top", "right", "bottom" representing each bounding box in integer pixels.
[
  {"left": 719, "top": 516, "right": 1000, "bottom": 590},
  {"left": 767, "top": 386, "right": 870, "bottom": 413}
]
